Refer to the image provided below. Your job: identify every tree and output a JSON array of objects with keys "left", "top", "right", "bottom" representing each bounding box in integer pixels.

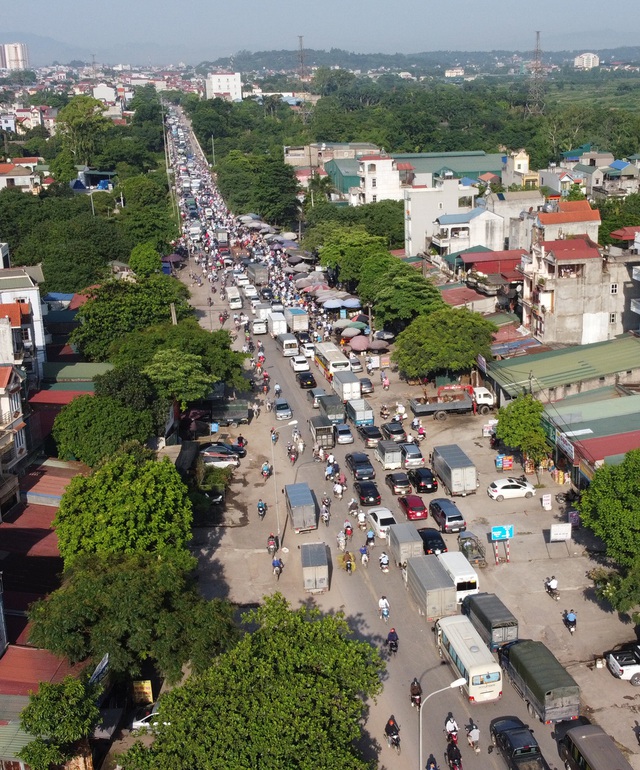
[
  {"left": 70, "top": 276, "right": 192, "bottom": 361},
  {"left": 252, "top": 157, "right": 299, "bottom": 226},
  {"left": 144, "top": 349, "right": 212, "bottom": 409},
  {"left": 56, "top": 95, "right": 110, "bottom": 165},
  {"left": 28, "top": 553, "right": 238, "bottom": 682},
  {"left": 393, "top": 308, "right": 496, "bottom": 378},
  {"left": 54, "top": 452, "right": 192, "bottom": 566},
  {"left": 53, "top": 395, "right": 153, "bottom": 467},
  {"left": 19, "top": 676, "right": 100, "bottom": 770},
  {"left": 495, "top": 394, "right": 549, "bottom": 466},
  {"left": 319, "top": 228, "right": 389, "bottom": 285},
  {"left": 121, "top": 594, "right": 383, "bottom": 770},
  {"left": 373, "top": 268, "right": 444, "bottom": 329},
  {"left": 578, "top": 449, "right": 640, "bottom": 567},
  {"left": 94, "top": 365, "right": 157, "bottom": 412},
  {"left": 129, "top": 242, "right": 162, "bottom": 277},
  {"left": 566, "top": 183, "right": 586, "bottom": 201},
  {"left": 356, "top": 253, "right": 397, "bottom": 304},
  {"left": 49, "top": 148, "right": 77, "bottom": 184}
]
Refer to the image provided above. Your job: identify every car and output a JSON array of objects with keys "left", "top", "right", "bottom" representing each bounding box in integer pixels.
[
  {"left": 417, "top": 527, "right": 448, "bottom": 555},
  {"left": 290, "top": 355, "right": 310, "bottom": 372},
  {"left": 490, "top": 716, "right": 551, "bottom": 770},
  {"left": 201, "top": 443, "right": 240, "bottom": 459},
  {"left": 307, "top": 387, "right": 326, "bottom": 408},
  {"left": 357, "top": 425, "right": 383, "bottom": 448},
  {"left": 348, "top": 354, "right": 363, "bottom": 373},
  {"left": 297, "top": 371, "right": 317, "bottom": 389},
  {"left": 202, "top": 454, "right": 240, "bottom": 469},
  {"left": 385, "top": 472, "right": 412, "bottom": 495},
  {"left": 336, "top": 423, "right": 354, "bottom": 444},
  {"left": 367, "top": 506, "right": 397, "bottom": 537},
  {"left": 359, "top": 377, "right": 374, "bottom": 394},
  {"left": 605, "top": 643, "right": 640, "bottom": 685},
  {"left": 354, "top": 481, "right": 381, "bottom": 507},
  {"left": 243, "top": 284, "right": 259, "bottom": 300},
  {"left": 398, "top": 494, "right": 428, "bottom": 520},
  {"left": 208, "top": 440, "right": 247, "bottom": 459},
  {"left": 300, "top": 342, "right": 315, "bottom": 358},
  {"left": 346, "top": 452, "right": 376, "bottom": 480},
  {"left": 428, "top": 498, "right": 466, "bottom": 533},
  {"left": 260, "top": 287, "right": 274, "bottom": 300},
  {"left": 408, "top": 468, "right": 438, "bottom": 494},
  {"left": 400, "top": 443, "right": 425, "bottom": 468},
  {"left": 487, "top": 477, "right": 536, "bottom": 501},
  {"left": 271, "top": 300, "right": 285, "bottom": 313},
  {"left": 296, "top": 331, "right": 312, "bottom": 345},
  {"left": 381, "top": 422, "right": 407, "bottom": 443},
  {"left": 274, "top": 398, "right": 293, "bottom": 420},
  {"left": 131, "top": 702, "right": 169, "bottom": 732}
]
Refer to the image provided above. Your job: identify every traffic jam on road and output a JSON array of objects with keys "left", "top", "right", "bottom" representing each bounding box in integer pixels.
[{"left": 166, "top": 111, "right": 634, "bottom": 770}]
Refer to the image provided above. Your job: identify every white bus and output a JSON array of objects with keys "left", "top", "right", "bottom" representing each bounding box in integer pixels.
[
  {"left": 275, "top": 333, "right": 299, "bottom": 357},
  {"left": 226, "top": 287, "right": 243, "bottom": 311},
  {"left": 314, "top": 342, "right": 350, "bottom": 382},
  {"left": 434, "top": 616, "right": 502, "bottom": 703}
]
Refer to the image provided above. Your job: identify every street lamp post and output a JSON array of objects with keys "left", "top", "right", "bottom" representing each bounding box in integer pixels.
[{"left": 418, "top": 678, "right": 466, "bottom": 770}]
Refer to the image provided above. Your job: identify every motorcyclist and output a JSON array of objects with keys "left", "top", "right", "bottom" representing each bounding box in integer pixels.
[
  {"left": 344, "top": 551, "right": 354, "bottom": 574},
  {"left": 466, "top": 722, "right": 480, "bottom": 751},
  {"left": 237, "top": 434, "right": 246, "bottom": 447},
  {"left": 384, "top": 715, "right": 399, "bottom": 739},
  {"left": 410, "top": 677, "right": 422, "bottom": 699},
  {"left": 387, "top": 628, "right": 399, "bottom": 648},
  {"left": 274, "top": 383, "right": 282, "bottom": 397},
  {"left": 267, "top": 533, "right": 277, "bottom": 554},
  {"left": 547, "top": 576, "right": 558, "bottom": 591},
  {"left": 378, "top": 595, "right": 390, "bottom": 618},
  {"left": 336, "top": 530, "right": 346, "bottom": 551},
  {"left": 366, "top": 529, "right": 376, "bottom": 548},
  {"left": 446, "top": 740, "right": 462, "bottom": 767},
  {"left": 379, "top": 551, "right": 390, "bottom": 570},
  {"left": 445, "top": 713, "right": 459, "bottom": 739},
  {"left": 566, "top": 609, "right": 577, "bottom": 625},
  {"left": 344, "top": 520, "right": 353, "bottom": 539},
  {"left": 261, "top": 462, "right": 270, "bottom": 477},
  {"left": 321, "top": 494, "right": 330, "bottom": 510},
  {"left": 257, "top": 499, "right": 267, "bottom": 517},
  {"left": 357, "top": 509, "right": 367, "bottom": 528},
  {"left": 272, "top": 556, "right": 284, "bottom": 573},
  {"left": 359, "top": 544, "right": 369, "bottom": 565},
  {"left": 348, "top": 497, "right": 358, "bottom": 512}
]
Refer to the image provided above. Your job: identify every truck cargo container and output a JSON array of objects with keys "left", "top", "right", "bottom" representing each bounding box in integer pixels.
[
  {"left": 374, "top": 440, "right": 402, "bottom": 470},
  {"left": 285, "top": 483, "right": 317, "bottom": 534},
  {"left": 254, "top": 303, "right": 272, "bottom": 321},
  {"left": 432, "top": 444, "right": 477, "bottom": 496},
  {"left": 332, "top": 372, "right": 361, "bottom": 403},
  {"left": 301, "top": 543, "right": 329, "bottom": 593},
  {"left": 247, "top": 263, "right": 269, "bottom": 286},
  {"left": 317, "top": 395, "right": 345, "bottom": 425},
  {"left": 268, "top": 312, "right": 287, "bottom": 337},
  {"left": 462, "top": 592, "right": 519, "bottom": 650},
  {"left": 405, "top": 556, "right": 458, "bottom": 622},
  {"left": 308, "top": 415, "right": 335, "bottom": 449},
  {"left": 437, "top": 551, "right": 479, "bottom": 603},
  {"left": 345, "top": 398, "right": 374, "bottom": 427},
  {"left": 284, "top": 307, "right": 309, "bottom": 333},
  {"left": 387, "top": 523, "right": 425, "bottom": 567}
]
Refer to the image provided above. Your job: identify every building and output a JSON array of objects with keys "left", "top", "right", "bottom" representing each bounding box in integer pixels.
[
  {"left": 284, "top": 142, "right": 380, "bottom": 169},
  {"left": 538, "top": 166, "right": 585, "bottom": 197},
  {"left": 2, "top": 43, "right": 29, "bottom": 71},
  {"left": 590, "top": 160, "right": 640, "bottom": 200},
  {"left": 205, "top": 71, "right": 242, "bottom": 101},
  {"left": 431, "top": 209, "right": 505, "bottom": 257},
  {"left": 445, "top": 67, "right": 465, "bottom": 78},
  {"left": 574, "top": 52, "right": 600, "bottom": 70},
  {"left": 501, "top": 150, "right": 539, "bottom": 189},
  {"left": 519, "top": 236, "right": 640, "bottom": 345},
  {"left": 0, "top": 164, "right": 38, "bottom": 193},
  {"left": 533, "top": 199, "right": 601, "bottom": 243},
  {"left": 0, "top": 304, "right": 38, "bottom": 386},
  {"left": 0, "top": 268, "right": 47, "bottom": 381}
]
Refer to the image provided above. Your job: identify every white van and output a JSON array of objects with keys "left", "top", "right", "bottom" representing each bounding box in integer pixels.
[
  {"left": 437, "top": 552, "right": 479, "bottom": 604},
  {"left": 188, "top": 224, "right": 202, "bottom": 241}
]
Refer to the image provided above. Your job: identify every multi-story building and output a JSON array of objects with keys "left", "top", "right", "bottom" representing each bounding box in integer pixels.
[
  {"left": 0, "top": 268, "right": 47, "bottom": 381},
  {"left": 205, "top": 71, "right": 242, "bottom": 101},
  {"left": 284, "top": 142, "right": 380, "bottom": 169},
  {"left": 431, "top": 209, "right": 505, "bottom": 257},
  {"left": 2, "top": 42, "right": 29, "bottom": 71},
  {"left": 0, "top": 303, "right": 39, "bottom": 386},
  {"left": 501, "top": 150, "right": 539, "bottom": 189},
  {"left": 574, "top": 52, "right": 600, "bottom": 70}
]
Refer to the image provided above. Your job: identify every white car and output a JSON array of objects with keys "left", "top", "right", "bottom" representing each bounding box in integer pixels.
[
  {"left": 300, "top": 342, "right": 315, "bottom": 359},
  {"left": 131, "top": 703, "right": 167, "bottom": 732},
  {"left": 335, "top": 423, "right": 354, "bottom": 445},
  {"left": 367, "top": 506, "right": 397, "bottom": 538},
  {"left": 290, "top": 355, "right": 310, "bottom": 372},
  {"left": 487, "top": 477, "right": 536, "bottom": 501},
  {"left": 243, "top": 284, "right": 259, "bottom": 300}
]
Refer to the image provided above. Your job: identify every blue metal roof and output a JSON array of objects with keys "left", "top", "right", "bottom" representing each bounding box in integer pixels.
[
  {"left": 437, "top": 209, "right": 485, "bottom": 225},
  {"left": 610, "top": 160, "right": 630, "bottom": 171}
]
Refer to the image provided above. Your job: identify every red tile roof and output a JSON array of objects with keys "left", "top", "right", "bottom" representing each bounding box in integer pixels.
[
  {"left": 543, "top": 239, "right": 601, "bottom": 261},
  {"left": 29, "top": 389, "right": 92, "bottom": 406},
  {"left": 558, "top": 200, "right": 592, "bottom": 213},
  {"left": 0, "top": 366, "right": 13, "bottom": 389},
  {"left": 0, "top": 503, "right": 59, "bottom": 557},
  {"left": 440, "top": 286, "right": 488, "bottom": 306},
  {"left": 538, "top": 200, "right": 601, "bottom": 225},
  {"left": 610, "top": 225, "right": 640, "bottom": 241},
  {"left": 0, "top": 302, "right": 29, "bottom": 327},
  {"left": 0, "top": 646, "right": 84, "bottom": 696},
  {"left": 574, "top": 430, "right": 640, "bottom": 463},
  {"left": 396, "top": 162, "right": 414, "bottom": 171},
  {"left": 0, "top": 163, "right": 16, "bottom": 175}
]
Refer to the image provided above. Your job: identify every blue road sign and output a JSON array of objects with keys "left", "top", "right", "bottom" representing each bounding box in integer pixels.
[{"left": 491, "top": 525, "right": 514, "bottom": 541}]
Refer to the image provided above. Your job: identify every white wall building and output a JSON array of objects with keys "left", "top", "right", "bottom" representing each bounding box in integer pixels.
[
  {"left": 2, "top": 43, "right": 29, "bottom": 71},
  {"left": 574, "top": 52, "right": 600, "bottom": 70},
  {"left": 205, "top": 72, "right": 242, "bottom": 101},
  {"left": 0, "top": 269, "right": 47, "bottom": 380}
]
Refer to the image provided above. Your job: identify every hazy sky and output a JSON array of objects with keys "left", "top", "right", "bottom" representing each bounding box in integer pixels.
[{"left": 3, "top": 0, "right": 638, "bottom": 64}]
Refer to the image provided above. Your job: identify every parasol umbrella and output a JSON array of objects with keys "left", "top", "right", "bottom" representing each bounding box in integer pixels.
[
  {"left": 313, "top": 288, "right": 336, "bottom": 297},
  {"left": 281, "top": 231, "right": 298, "bottom": 240},
  {"left": 347, "top": 321, "right": 367, "bottom": 330},
  {"left": 323, "top": 299, "right": 344, "bottom": 310},
  {"left": 341, "top": 327, "right": 362, "bottom": 338},
  {"left": 162, "top": 253, "right": 182, "bottom": 263},
  {"left": 295, "top": 277, "right": 314, "bottom": 288},
  {"left": 287, "top": 255, "right": 303, "bottom": 265},
  {"left": 332, "top": 318, "right": 354, "bottom": 329},
  {"left": 343, "top": 297, "right": 362, "bottom": 309},
  {"left": 350, "top": 313, "right": 369, "bottom": 324},
  {"left": 238, "top": 215, "right": 254, "bottom": 223},
  {"left": 279, "top": 240, "right": 298, "bottom": 249},
  {"left": 247, "top": 221, "right": 264, "bottom": 229},
  {"left": 291, "top": 263, "right": 311, "bottom": 273},
  {"left": 265, "top": 234, "right": 281, "bottom": 242},
  {"left": 308, "top": 271, "right": 326, "bottom": 280},
  {"left": 246, "top": 213, "right": 262, "bottom": 219},
  {"left": 375, "top": 330, "right": 395, "bottom": 341},
  {"left": 349, "top": 336, "right": 370, "bottom": 352},
  {"left": 368, "top": 339, "right": 390, "bottom": 350}
]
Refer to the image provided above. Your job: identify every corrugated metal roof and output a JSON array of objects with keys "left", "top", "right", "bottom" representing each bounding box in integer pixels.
[
  {"left": 437, "top": 209, "right": 485, "bottom": 225},
  {"left": 545, "top": 392, "right": 640, "bottom": 426},
  {"left": 41, "top": 362, "right": 112, "bottom": 382},
  {"left": 610, "top": 160, "right": 630, "bottom": 171},
  {"left": 575, "top": 430, "right": 640, "bottom": 463},
  {"left": 0, "top": 722, "right": 33, "bottom": 758}
]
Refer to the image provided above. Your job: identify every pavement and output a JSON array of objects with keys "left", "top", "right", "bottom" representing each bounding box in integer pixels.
[{"left": 175, "top": 266, "right": 640, "bottom": 769}]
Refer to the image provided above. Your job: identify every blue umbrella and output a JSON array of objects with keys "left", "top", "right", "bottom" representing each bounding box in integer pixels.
[
  {"left": 323, "top": 299, "right": 343, "bottom": 310},
  {"left": 343, "top": 297, "right": 362, "bottom": 309}
]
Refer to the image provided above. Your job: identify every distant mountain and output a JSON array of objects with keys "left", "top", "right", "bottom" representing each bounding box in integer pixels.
[{"left": 1, "top": 30, "right": 94, "bottom": 67}]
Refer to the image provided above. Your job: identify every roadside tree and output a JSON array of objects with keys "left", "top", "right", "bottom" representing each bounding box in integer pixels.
[
  {"left": 319, "top": 228, "right": 389, "bottom": 285},
  {"left": 143, "top": 349, "right": 212, "bottom": 410},
  {"left": 122, "top": 594, "right": 383, "bottom": 770},
  {"left": 56, "top": 95, "right": 110, "bottom": 165},
  {"left": 128, "top": 242, "right": 163, "bottom": 277},
  {"left": 373, "top": 268, "right": 444, "bottom": 328},
  {"left": 53, "top": 452, "right": 192, "bottom": 566},
  {"left": 495, "top": 394, "right": 549, "bottom": 466}
]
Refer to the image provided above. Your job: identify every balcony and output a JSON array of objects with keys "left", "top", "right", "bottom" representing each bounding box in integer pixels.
[{"left": 0, "top": 410, "right": 22, "bottom": 429}]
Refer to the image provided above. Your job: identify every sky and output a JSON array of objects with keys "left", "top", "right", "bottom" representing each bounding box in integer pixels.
[{"left": 2, "top": 0, "right": 638, "bottom": 66}]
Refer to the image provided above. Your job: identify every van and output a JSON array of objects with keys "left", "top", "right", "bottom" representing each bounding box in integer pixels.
[
  {"left": 559, "top": 725, "right": 633, "bottom": 770},
  {"left": 307, "top": 387, "right": 326, "bottom": 408},
  {"left": 252, "top": 319, "right": 267, "bottom": 335},
  {"left": 437, "top": 551, "right": 479, "bottom": 604}
]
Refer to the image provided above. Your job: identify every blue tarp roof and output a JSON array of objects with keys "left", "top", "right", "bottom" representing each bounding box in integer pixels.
[
  {"left": 43, "top": 292, "right": 74, "bottom": 301},
  {"left": 610, "top": 160, "right": 630, "bottom": 171},
  {"left": 460, "top": 176, "right": 478, "bottom": 186}
]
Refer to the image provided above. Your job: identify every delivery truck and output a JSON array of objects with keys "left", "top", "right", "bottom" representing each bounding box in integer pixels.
[
  {"left": 301, "top": 543, "right": 329, "bottom": 593},
  {"left": 345, "top": 398, "right": 374, "bottom": 427},
  {"left": 432, "top": 444, "right": 477, "bottom": 496},
  {"left": 437, "top": 551, "right": 479, "bottom": 604},
  {"left": 462, "top": 592, "right": 519, "bottom": 650},
  {"left": 268, "top": 312, "right": 287, "bottom": 337},
  {"left": 374, "top": 440, "right": 402, "bottom": 470},
  {"left": 284, "top": 483, "right": 317, "bottom": 534},
  {"left": 405, "top": 556, "right": 458, "bottom": 622},
  {"left": 498, "top": 640, "right": 581, "bottom": 724},
  {"left": 387, "top": 523, "right": 425, "bottom": 567},
  {"left": 284, "top": 307, "right": 309, "bottom": 333},
  {"left": 208, "top": 399, "right": 250, "bottom": 427},
  {"left": 247, "top": 262, "right": 269, "bottom": 286},
  {"left": 317, "top": 395, "right": 345, "bottom": 425},
  {"left": 308, "top": 415, "right": 336, "bottom": 449},
  {"left": 332, "top": 372, "right": 361, "bottom": 403}
]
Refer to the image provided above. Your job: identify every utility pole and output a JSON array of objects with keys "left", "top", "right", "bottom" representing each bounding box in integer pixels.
[
  {"left": 298, "top": 35, "right": 306, "bottom": 82},
  {"left": 525, "top": 31, "right": 545, "bottom": 116}
]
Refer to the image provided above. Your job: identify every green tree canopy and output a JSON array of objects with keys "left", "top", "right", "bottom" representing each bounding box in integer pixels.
[
  {"left": 94, "top": 365, "right": 157, "bottom": 412},
  {"left": 56, "top": 95, "right": 110, "bottom": 165},
  {"left": 373, "top": 267, "right": 444, "bottom": 328},
  {"left": 70, "top": 276, "right": 192, "bottom": 361},
  {"left": 128, "top": 241, "right": 163, "bottom": 277},
  {"left": 53, "top": 452, "right": 193, "bottom": 566},
  {"left": 393, "top": 307, "right": 496, "bottom": 378},
  {"left": 319, "top": 227, "right": 389, "bottom": 285},
  {"left": 53, "top": 395, "right": 153, "bottom": 467},
  {"left": 122, "top": 594, "right": 383, "bottom": 770},
  {"left": 28, "top": 552, "right": 237, "bottom": 682},
  {"left": 495, "top": 394, "right": 549, "bottom": 465},
  {"left": 578, "top": 449, "right": 640, "bottom": 567},
  {"left": 144, "top": 349, "right": 212, "bottom": 409},
  {"left": 19, "top": 676, "right": 100, "bottom": 770}
]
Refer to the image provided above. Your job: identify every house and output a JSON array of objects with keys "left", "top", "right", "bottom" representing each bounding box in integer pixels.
[
  {"left": 501, "top": 150, "right": 539, "bottom": 189},
  {"left": 0, "top": 365, "right": 28, "bottom": 472},
  {"left": 431, "top": 208, "right": 504, "bottom": 258},
  {"left": 205, "top": 71, "right": 242, "bottom": 101},
  {"left": 0, "top": 303, "right": 38, "bottom": 385},
  {"left": 0, "top": 268, "right": 48, "bottom": 381},
  {"left": 574, "top": 52, "right": 600, "bottom": 69},
  {"left": 519, "top": 236, "right": 640, "bottom": 345},
  {"left": 324, "top": 158, "right": 361, "bottom": 198},
  {"left": 591, "top": 160, "right": 640, "bottom": 200},
  {"left": 538, "top": 167, "right": 585, "bottom": 197},
  {"left": 533, "top": 199, "right": 601, "bottom": 243},
  {"left": 0, "top": 164, "right": 38, "bottom": 193},
  {"left": 481, "top": 189, "right": 546, "bottom": 250},
  {"left": 284, "top": 142, "right": 380, "bottom": 169}
]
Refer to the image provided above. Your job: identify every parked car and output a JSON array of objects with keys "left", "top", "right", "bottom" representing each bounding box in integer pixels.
[
  {"left": 336, "top": 423, "right": 354, "bottom": 445},
  {"left": 417, "top": 527, "right": 448, "bottom": 555},
  {"left": 428, "top": 498, "right": 466, "bottom": 533},
  {"left": 297, "top": 371, "right": 317, "bottom": 389},
  {"left": 359, "top": 377, "right": 374, "bottom": 394},
  {"left": 489, "top": 716, "right": 551, "bottom": 770},
  {"left": 200, "top": 443, "right": 240, "bottom": 459},
  {"left": 202, "top": 454, "right": 240, "bottom": 469},
  {"left": 398, "top": 494, "right": 428, "bottom": 521},
  {"left": 407, "top": 468, "right": 438, "bottom": 493},
  {"left": 381, "top": 422, "right": 407, "bottom": 443},
  {"left": 354, "top": 481, "right": 381, "bottom": 506},
  {"left": 290, "top": 355, "right": 310, "bottom": 373},
  {"left": 605, "top": 643, "right": 640, "bottom": 685},
  {"left": 487, "top": 477, "right": 536, "bottom": 501},
  {"left": 385, "top": 472, "right": 412, "bottom": 496},
  {"left": 131, "top": 703, "right": 164, "bottom": 732},
  {"left": 209, "top": 440, "right": 246, "bottom": 459},
  {"left": 274, "top": 398, "right": 293, "bottom": 420},
  {"left": 349, "top": 354, "right": 363, "bottom": 372},
  {"left": 357, "top": 425, "right": 383, "bottom": 448},
  {"left": 367, "top": 506, "right": 397, "bottom": 537},
  {"left": 346, "top": 452, "right": 376, "bottom": 480}
]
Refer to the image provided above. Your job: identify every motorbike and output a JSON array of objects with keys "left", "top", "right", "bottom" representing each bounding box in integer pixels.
[
  {"left": 348, "top": 498, "right": 359, "bottom": 513},
  {"left": 385, "top": 731, "right": 400, "bottom": 755},
  {"left": 556, "top": 488, "right": 580, "bottom": 505},
  {"left": 336, "top": 533, "right": 346, "bottom": 552},
  {"left": 257, "top": 502, "right": 267, "bottom": 519},
  {"left": 261, "top": 465, "right": 271, "bottom": 479},
  {"left": 380, "top": 405, "right": 390, "bottom": 419},
  {"left": 380, "top": 606, "right": 390, "bottom": 623},
  {"left": 544, "top": 578, "right": 560, "bottom": 602},
  {"left": 345, "top": 557, "right": 354, "bottom": 576},
  {"left": 387, "top": 638, "right": 398, "bottom": 656},
  {"left": 357, "top": 515, "right": 367, "bottom": 531},
  {"left": 267, "top": 538, "right": 277, "bottom": 557},
  {"left": 321, "top": 508, "right": 330, "bottom": 527},
  {"left": 563, "top": 609, "right": 577, "bottom": 634},
  {"left": 366, "top": 531, "right": 376, "bottom": 549},
  {"left": 411, "top": 692, "right": 422, "bottom": 709},
  {"left": 379, "top": 555, "right": 390, "bottom": 574},
  {"left": 415, "top": 432, "right": 426, "bottom": 443},
  {"left": 344, "top": 524, "right": 353, "bottom": 541},
  {"left": 270, "top": 430, "right": 279, "bottom": 445}
]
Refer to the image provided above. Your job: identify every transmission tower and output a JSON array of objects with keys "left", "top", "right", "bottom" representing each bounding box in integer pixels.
[
  {"left": 525, "top": 31, "right": 545, "bottom": 116},
  {"left": 298, "top": 35, "right": 306, "bottom": 83}
]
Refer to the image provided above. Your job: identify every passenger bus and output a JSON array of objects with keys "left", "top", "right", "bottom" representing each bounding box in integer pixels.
[
  {"left": 314, "top": 342, "right": 350, "bottom": 382},
  {"left": 434, "top": 616, "right": 502, "bottom": 703},
  {"left": 560, "top": 725, "right": 634, "bottom": 770}
]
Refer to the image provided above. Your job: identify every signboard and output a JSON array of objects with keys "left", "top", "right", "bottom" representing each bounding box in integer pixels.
[
  {"left": 132, "top": 680, "right": 154, "bottom": 704},
  {"left": 556, "top": 431, "right": 575, "bottom": 461},
  {"left": 542, "top": 493, "right": 552, "bottom": 510},
  {"left": 339, "top": 308, "right": 347, "bottom": 319},
  {"left": 491, "top": 525, "right": 514, "bottom": 541},
  {"left": 380, "top": 354, "right": 391, "bottom": 369},
  {"left": 89, "top": 652, "right": 110, "bottom": 686},
  {"left": 476, "top": 354, "right": 487, "bottom": 374},
  {"left": 502, "top": 455, "right": 514, "bottom": 471},
  {"left": 550, "top": 523, "right": 572, "bottom": 542},
  {"left": 495, "top": 454, "right": 504, "bottom": 470}
]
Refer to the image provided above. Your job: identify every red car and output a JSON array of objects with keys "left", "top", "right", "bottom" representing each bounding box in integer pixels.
[{"left": 398, "top": 494, "right": 428, "bottom": 521}]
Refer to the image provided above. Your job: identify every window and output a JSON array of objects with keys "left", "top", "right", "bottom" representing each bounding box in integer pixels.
[
  {"left": 438, "top": 202, "right": 444, "bottom": 210},
  {"left": 371, "top": 178, "right": 377, "bottom": 188},
  {"left": 610, "top": 283, "right": 618, "bottom": 294},
  {"left": 610, "top": 313, "right": 617, "bottom": 324},
  {"left": 367, "top": 163, "right": 376, "bottom": 173},
  {"left": 372, "top": 195, "right": 377, "bottom": 203}
]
